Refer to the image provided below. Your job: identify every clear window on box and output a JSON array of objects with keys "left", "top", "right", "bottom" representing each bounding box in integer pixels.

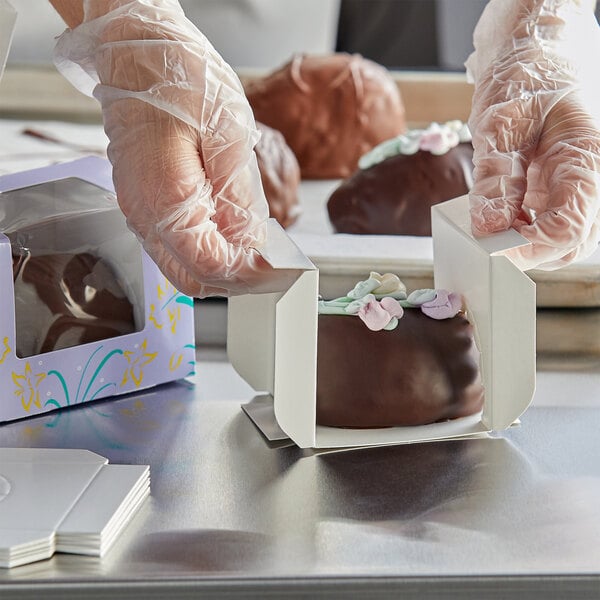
[{"left": 0, "top": 178, "right": 145, "bottom": 358}]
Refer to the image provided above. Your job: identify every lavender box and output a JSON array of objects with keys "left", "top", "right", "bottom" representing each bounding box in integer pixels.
[{"left": 0, "top": 157, "right": 195, "bottom": 423}]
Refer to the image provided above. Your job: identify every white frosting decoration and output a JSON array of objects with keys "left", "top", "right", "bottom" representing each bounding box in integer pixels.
[{"left": 358, "top": 120, "right": 472, "bottom": 170}]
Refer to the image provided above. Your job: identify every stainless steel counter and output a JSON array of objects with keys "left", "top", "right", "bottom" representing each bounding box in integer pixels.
[{"left": 1, "top": 350, "right": 600, "bottom": 599}]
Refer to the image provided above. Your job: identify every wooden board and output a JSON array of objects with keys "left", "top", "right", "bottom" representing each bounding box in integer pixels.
[{"left": 0, "top": 66, "right": 472, "bottom": 126}]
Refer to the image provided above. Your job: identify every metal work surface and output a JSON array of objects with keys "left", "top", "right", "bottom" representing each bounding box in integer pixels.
[{"left": 1, "top": 354, "right": 600, "bottom": 599}]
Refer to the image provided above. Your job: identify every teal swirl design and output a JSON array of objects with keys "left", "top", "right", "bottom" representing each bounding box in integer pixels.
[
  {"left": 43, "top": 345, "right": 124, "bottom": 410},
  {"left": 184, "top": 343, "right": 196, "bottom": 377}
]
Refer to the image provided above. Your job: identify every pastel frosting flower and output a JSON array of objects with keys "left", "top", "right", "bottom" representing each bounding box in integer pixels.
[
  {"left": 348, "top": 272, "right": 406, "bottom": 300},
  {"left": 317, "top": 274, "right": 463, "bottom": 331},
  {"left": 347, "top": 276, "right": 380, "bottom": 300},
  {"left": 420, "top": 290, "right": 462, "bottom": 320},
  {"left": 358, "top": 120, "right": 472, "bottom": 169},
  {"left": 371, "top": 272, "right": 406, "bottom": 298},
  {"left": 406, "top": 288, "right": 437, "bottom": 306},
  {"left": 358, "top": 297, "right": 404, "bottom": 331},
  {"left": 380, "top": 296, "right": 404, "bottom": 317},
  {"left": 418, "top": 122, "right": 459, "bottom": 155},
  {"left": 345, "top": 294, "right": 376, "bottom": 315}
]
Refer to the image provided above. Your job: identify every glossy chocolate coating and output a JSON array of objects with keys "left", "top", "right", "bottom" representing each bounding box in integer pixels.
[
  {"left": 316, "top": 310, "right": 484, "bottom": 428},
  {"left": 246, "top": 53, "right": 406, "bottom": 179},
  {"left": 12, "top": 252, "right": 135, "bottom": 357},
  {"left": 255, "top": 122, "right": 301, "bottom": 228},
  {"left": 327, "top": 143, "right": 474, "bottom": 236}
]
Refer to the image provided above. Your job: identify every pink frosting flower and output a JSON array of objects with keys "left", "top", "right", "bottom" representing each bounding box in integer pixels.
[
  {"left": 419, "top": 131, "right": 445, "bottom": 154},
  {"left": 358, "top": 298, "right": 394, "bottom": 331},
  {"left": 380, "top": 296, "right": 404, "bottom": 319},
  {"left": 419, "top": 125, "right": 459, "bottom": 155},
  {"left": 420, "top": 290, "right": 462, "bottom": 320}
]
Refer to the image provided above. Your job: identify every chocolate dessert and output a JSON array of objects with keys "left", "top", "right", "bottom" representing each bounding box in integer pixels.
[
  {"left": 316, "top": 273, "right": 483, "bottom": 428},
  {"left": 327, "top": 122, "right": 474, "bottom": 236},
  {"left": 12, "top": 251, "right": 136, "bottom": 357},
  {"left": 246, "top": 53, "right": 406, "bottom": 179},
  {"left": 255, "top": 122, "right": 301, "bottom": 228}
]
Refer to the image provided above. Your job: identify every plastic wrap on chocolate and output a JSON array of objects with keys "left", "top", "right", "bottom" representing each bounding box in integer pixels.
[
  {"left": 255, "top": 122, "right": 301, "bottom": 228},
  {"left": 12, "top": 251, "right": 135, "bottom": 357},
  {"left": 246, "top": 53, "right": 406, "bottom": 179}
]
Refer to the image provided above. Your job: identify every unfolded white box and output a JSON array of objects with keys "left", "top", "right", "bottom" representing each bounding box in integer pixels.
[
  {"left": 0, "top": 448, "right": 150, "bottom": 568},
  {"left": 229, "top": 195, "right": 536, "bottom": 449}
]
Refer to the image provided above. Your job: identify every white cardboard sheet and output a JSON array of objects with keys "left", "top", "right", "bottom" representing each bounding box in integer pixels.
[{"left": 0, "top": 448, "right": 149, "bottom": 568}]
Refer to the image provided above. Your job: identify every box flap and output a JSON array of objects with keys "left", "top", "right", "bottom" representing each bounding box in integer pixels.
[
  {"left": 241, "top": 394, "right": 291, "bottom": 442},
  {"left": 431, "top": 195, "right": 536, "bottom": 431},
  {"left": 0, "top": 156, "right": 114, "bottom": 194},
  {"left": 258, "top": 220, "right": 315, "bottom": 271},
  {"left": 228, "top": 220, "right": 318, "bottom": 442},
  {"left": 271, "top": 269, "right": 319, "bottom": 447}
]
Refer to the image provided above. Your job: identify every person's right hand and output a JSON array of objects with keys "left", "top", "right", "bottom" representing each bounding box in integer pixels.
[
  {"left": 466, "top": 0, "right": 600, "bottom": 271},
  {"left": 53, "top": 0, "right": 300, "bottom": 297}
]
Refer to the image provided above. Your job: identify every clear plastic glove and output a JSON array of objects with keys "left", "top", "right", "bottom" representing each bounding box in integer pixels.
[
  {"left": 466, "top": 0, "right": 600, "bottom": 271},
  {"left": 53, "top": 0, "right": 299, "bottom": 296}
]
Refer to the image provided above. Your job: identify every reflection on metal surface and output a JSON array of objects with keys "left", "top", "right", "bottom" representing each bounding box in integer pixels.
[
  {"left": 129, "top": 530, "right": 274, "bottom": 573},
  {"left": 3, "top": 380, "right": 197, "bottom": 460},
  {"left": 0, "top": 474, "right": 10, "bottom": 502},
  {"left": 309, "top": 436, "right": 600, "bottom": 573},
  {"left": 1, "top": 366, "right": 600, "bottom": 593}
]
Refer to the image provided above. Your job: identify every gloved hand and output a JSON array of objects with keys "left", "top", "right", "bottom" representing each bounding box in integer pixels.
[
  {"left": 466, "top": 0, "right": 600, "bottom": 271},
  {"left": 53, "top": 0, "right": 299, "bottom": 296}
]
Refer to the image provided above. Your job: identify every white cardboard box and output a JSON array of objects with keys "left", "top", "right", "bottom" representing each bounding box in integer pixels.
[{"left": 229, "top": 195, "right": 536, "bottom": 449}]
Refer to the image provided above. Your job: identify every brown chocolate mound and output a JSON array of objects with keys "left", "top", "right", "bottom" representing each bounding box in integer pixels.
[
  {"left": 255, "top": 122, "right": 301, "bottom": 228},
  {"left": 327, "top": 142, "right": 474, "bottom": 236},
  {"left": 12, "top": 251, "right": 136, "bottom": 357},
  {"left": 316, "top": 310, "right": 483, "bottom": 428},
  {"left": 246, "top": 53, "right": 406, "bottom": 179}
]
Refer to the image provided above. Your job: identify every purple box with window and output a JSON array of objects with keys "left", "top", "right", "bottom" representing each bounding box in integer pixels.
[{"left": 0, "top": 156, "right": 195, "bottom": 422}]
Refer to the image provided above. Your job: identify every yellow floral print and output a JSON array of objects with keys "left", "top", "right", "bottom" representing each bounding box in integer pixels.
[
  {"left": 157, "top": 277, "right": 178, "bottom": 301},
  {"left": 169, "top": 351, "right": 183, "bottom": 372},
  {"left": 167, "top": 307, "right": 181, "bottom": 334},
  {"left": 148, "top": 304, "right": 163, "bottom": 330},
  {"left": 13, "top": 362, "right": 46, "bottom": 412},
  {"left": 121, "top": 339, "right": 158, "bottom": 387},
  {"left": 149, "top": 277, "right": 184, "bottom": 334},
  {"left": 0, "top": 337, "right": 10, "bottom": 364}
]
